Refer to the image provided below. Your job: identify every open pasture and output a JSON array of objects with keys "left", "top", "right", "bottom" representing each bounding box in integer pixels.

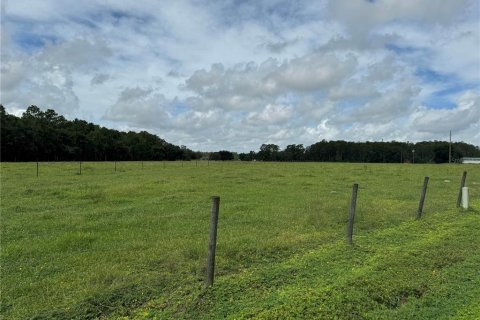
[{"left": 1, "top": 161, "right": 479, "bottom": 319}]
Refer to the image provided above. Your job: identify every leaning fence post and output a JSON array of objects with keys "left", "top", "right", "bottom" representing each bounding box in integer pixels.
[
  {"left": 347, "top": 184, "right": 359, "bottom": 245},
  {"left": 417, "top": 177, "right": 429, "bottom": 219},
  {"left": 206, "top": 196, "right": 220, "bottom": 287},
  {"left": 456, "top": 171, "right": 467, "bottom": 207}
]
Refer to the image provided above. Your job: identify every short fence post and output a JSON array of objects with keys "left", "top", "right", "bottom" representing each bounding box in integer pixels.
[
  {"left": 115, "top": 161, "right": 117, "bottom": 172},
  {"left": 456, "top": 171, "right": 467, "bottom": 207},
  {"left": 36, "top": 162, "right": 39, "bottom": 177},
  {"left": 417, "top": 177, "right": 429, "bottom": 219},
  {"left": 347, "top": 184, "right": 358, "bottom": 245},
  {"left": 79, "top": 161, "right": 82, "bottom": 175},
  {"left": 142, "top": 161, "right": 144, "bottom": 170},
  {"left": 206, "top": 196, "right": 220, "bottom": 287}
]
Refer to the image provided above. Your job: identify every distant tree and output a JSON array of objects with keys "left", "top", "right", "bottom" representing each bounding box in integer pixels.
[
  {"left": 284, "top": 144, "right": 305, "bottom": 161},
  {"left": 257, "top": 144, "right": 279, "bottom": 161},
  {"left": 218, "top": 150, "right": 234, "bottom": 161}
]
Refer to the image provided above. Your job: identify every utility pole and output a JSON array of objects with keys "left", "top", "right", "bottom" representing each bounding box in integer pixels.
[{"left": 449, "top": 130, "right": 452, "bottom": 164}]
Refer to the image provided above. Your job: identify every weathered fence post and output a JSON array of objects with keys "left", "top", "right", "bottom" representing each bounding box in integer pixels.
[
  {"left": 347, "top": 184, "right": 359, "bottom": 245},
  {"left": 417, "top": 177, "right": 429, "bottom": 219},
  {"left": 206, "top": 196, "right": 220, "bottom": 287},
  {"left": 456, "top": 171, "right": 467, "bottom": 208},
  {"left": 36, "top": 162, "right": 39, "bottom": 177}
]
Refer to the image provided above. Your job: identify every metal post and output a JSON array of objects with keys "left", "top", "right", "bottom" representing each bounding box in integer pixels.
[
  {"left": 461, "top": 187, "right": 469, "bottom": 209},
  {"left": 347, "top": 184, "right": 358, "bottom": 245},
  {"left": 457, "top": 171, "right": 467, "bottom": 207},
  {"left": 449, "top": 130, "right": 452, "bottom": 164},
  {"left": 206, "top": 196, "right": 220, "bottom": 287}
]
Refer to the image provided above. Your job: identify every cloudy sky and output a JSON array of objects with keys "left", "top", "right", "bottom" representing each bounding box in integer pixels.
[{"left": 1, "top": 0, "right": 479, "bottom": 151}]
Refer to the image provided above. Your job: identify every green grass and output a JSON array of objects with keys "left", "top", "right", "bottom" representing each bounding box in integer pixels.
[{"left": 1, "top": 161, "right": 479, "bottom": 319}]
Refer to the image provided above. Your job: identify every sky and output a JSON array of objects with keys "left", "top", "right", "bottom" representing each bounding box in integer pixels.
[{"left": 1, "top": 0, "right": 479, "bottom": 152}]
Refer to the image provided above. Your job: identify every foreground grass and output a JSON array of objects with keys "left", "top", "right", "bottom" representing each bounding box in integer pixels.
[{"left": 1, "top": 161, "right": 479, "bottom": 319}]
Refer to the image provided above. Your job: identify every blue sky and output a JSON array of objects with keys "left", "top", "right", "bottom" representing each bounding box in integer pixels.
[{"left": 1, "top": 0, "right": 479, "bottom": 151}]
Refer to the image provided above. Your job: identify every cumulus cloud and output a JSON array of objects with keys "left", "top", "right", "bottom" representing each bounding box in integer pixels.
[
  {"left": 1, "top": 0, "right": 479, "bottom": 151},
  {"left": 246, "top": 104, "right": 294, "bottom": 125},
  {"left": 270, "top": 53, "right": 357, "bottom": 91},
  {"left": 90, "top": 73, "right": 110, "bottom": 85},
  {"left": 103, "top": 87, "right": 172, "bottom": 128},
  {"left": 410, "top": 91, "right": 480, "bottom": 134}
]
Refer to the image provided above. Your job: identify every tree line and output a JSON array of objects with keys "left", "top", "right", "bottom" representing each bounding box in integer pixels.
[
  {"left": 1, "top": 105, "right": 200, "bottom": 162},
  {"left": 239, "top": 141, "right": 480, "bottom": 163},
  {"left": 1, "top": 105, "right": 479, "bottom": 163}
]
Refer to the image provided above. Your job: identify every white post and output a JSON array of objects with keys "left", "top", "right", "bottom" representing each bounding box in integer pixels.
[{"left": 461, "top": 187, "right": 469, "bottom": 209}]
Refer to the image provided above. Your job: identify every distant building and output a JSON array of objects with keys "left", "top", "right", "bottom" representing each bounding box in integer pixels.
[{"left": 461, "top": 157, "right": 480, "bottom": 164}]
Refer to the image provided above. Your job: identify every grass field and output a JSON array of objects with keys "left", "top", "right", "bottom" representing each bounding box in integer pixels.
[{"left": 1, "top": 161, "right": 479, "bottom": 319}]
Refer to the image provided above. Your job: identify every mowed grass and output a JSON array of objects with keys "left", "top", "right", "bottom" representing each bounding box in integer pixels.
[{"left": 1, "top": 161, "right": 479, "bottom": 319}]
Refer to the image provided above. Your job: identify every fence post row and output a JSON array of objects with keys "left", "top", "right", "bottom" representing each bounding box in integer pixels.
[
  {"left": 457, "top": 171, "right": 467, "bottom": 208},
  {"left": 347, "top": 183, "right": 359, "bottom": 245},
  {"left": 206, "top": 196, "right": 220, "bottom": 287},
  {"left": 417, "top": 177, "right": 429, "bottom": 219}
]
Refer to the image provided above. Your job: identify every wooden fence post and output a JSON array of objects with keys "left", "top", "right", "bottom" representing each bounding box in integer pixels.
[
  {"left": 36, "top": 162, "right": 39, "bottom": 177},
  {"left": 115, "top": 161, "right": 117, "bottom": 172},
  {"left": 347, "top": 184, "right": 359, "bottom": 245},
  {"left": 417, "top": 177, "right": 429, "bottom": 219},
  {"left": 79, "top": 161, "right": 82, "bottom": 175},
  {"left": 456, "top": 171, "right": 467, "bottom": 208},
  {"left": 206, "top": 196, "right": 220, "bottom": 287}
]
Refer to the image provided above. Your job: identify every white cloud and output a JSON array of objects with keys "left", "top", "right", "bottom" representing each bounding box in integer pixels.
[
  {"left": 1, "top": 0, "right": 479, "bottom": 151},
  {"left": 246, "top": 103, "right": 294, "bottom": 125},
  {"left": 270, "top": 52, "right": 357, "bottom": 91},
  {"left": 409, "top": 91, "right": 480, "bottom": 134},
  {"left": 103, "top": 87, "right": 172, "bottom": 128}
]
